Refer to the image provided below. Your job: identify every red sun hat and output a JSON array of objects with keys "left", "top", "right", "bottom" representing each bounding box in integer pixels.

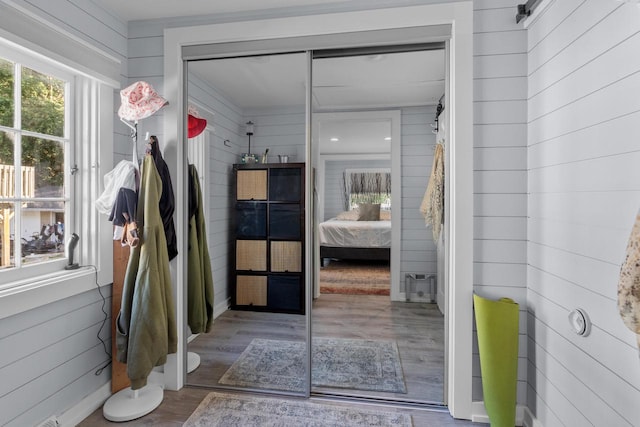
[{"left": 188, "top": 114, "right": 207, "bottom": 138}]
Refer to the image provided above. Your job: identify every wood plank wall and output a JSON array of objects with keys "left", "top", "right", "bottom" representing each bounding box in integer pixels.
[
  {"left": 0, "top": 1, "right": 127, "bottom": 426},
  {"left": 401, "top": 106, "right": 438, "bottom": 282},
  {"left": 472, "top": 0, "right": 528, "bottom": 405},
  {"left": 526, "top": 0, "right": 640, "bottom": 425},
  {"left": 0, "top": 286, "right": 113, "bottom": 426},
  {"left": 188, "top": 73, "right": 245, "bottom": 313},
  {"left": 243, "top": 106, "right": 307, "bottom": 163}
]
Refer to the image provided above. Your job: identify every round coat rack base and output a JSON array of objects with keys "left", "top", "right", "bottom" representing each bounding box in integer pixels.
[
  {"left": 187, "top": 351, "right": 201, "bottom": 373},
  {"left": 103, "top": 384, "right": 163, "bottom": 422}
]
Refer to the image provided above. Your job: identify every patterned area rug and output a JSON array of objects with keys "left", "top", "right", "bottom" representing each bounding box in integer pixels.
[
  {"left": 183, "top": 392, "right": 412, "bottom": 426},
  {"left": 320, "top": 260, "right": 390, "bottom": 295},
  {"left": 218, "top": 338, "right": 406, "bottom": 393}
]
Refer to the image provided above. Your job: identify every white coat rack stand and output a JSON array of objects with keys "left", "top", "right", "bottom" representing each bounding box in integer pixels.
[
  {"left": 103, "top": 119, "right": 164, "bottom": 422},
  {"left": 188, "top": 350, "right": 201, "bottom": 373},
  {"left": 103, "top": 384, "right": 164, "bottom": 422}
]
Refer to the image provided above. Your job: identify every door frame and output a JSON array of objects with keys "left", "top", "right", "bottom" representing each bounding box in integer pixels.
[
  {"left": 313, "top": 110, "right": 400, "bottom": 301},
  {"left": 163, "top": 2, "right": 473, "bottom": 419}
]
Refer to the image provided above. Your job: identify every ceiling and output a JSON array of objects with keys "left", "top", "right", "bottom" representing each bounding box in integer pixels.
[
  {"left": 188, "top": 49, "right": 444, "bottom": 152},
  {"left": 98, "top": 0, "right": 357, "bottom": 21},
  {"left": 188, "top": 49, "right": 445, "bottom": 110}
]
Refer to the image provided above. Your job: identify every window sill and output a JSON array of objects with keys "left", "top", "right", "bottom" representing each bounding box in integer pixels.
[{"left": 0, "top": 267, "right": 104, "bottom": 320}]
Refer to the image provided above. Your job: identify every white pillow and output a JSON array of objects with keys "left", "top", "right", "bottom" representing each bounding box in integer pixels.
[{"left": 336, "top": 209, "right": 360, "bottom": 221}]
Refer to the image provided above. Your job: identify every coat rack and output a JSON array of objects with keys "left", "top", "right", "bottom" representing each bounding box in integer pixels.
[
  {"left": 103, "top": 118, "right": 164, "bottom": 422},
  {"left": 120, "top": 118, "right": 140, "bottom": 168}
]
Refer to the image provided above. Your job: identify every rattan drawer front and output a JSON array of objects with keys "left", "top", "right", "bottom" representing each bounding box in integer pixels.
[
  {"left": 236, "top": 275, "right": 267, "bottom": 306},
  {"left": 270, "top": 241, "right": 302, "bottom": 272},
  {"left": 237, "top": 170, "right": 267, "bottom": 200},
  {"left": 236, "top": 240, "right": 267, "bottom": 271}
]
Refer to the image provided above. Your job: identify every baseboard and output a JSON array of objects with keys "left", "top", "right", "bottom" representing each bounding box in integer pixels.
[
  {"left": 471, "top": 401, "right": 528, "bottom": 426},
  {"left": 213, "top": 297, "right": 230, "bottom": 320},
  {"left": 522, "top": 406, "right": 543, "bottom": 427},
  {"left": 57, "top": 381, "right": 111, "bottom": 427},
  {"left": 186, "top": 298, "right": 229, "bottom": 344},
  {"left": 59, "top": 371, "right": 167, "bottom": 426}
]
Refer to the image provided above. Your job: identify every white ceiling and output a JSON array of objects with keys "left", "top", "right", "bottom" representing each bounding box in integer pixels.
[
  {"left": 189, "top": 49, "right": 445, "bottom": 110},
  {"left": 97, "top": 0, "right": 350, "bottom": 21},
  {"left": 188, "top": 49, "right": 444, "bottom": 152}
]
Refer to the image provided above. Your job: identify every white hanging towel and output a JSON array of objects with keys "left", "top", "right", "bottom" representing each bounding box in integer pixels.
[
  {"left": 95, "top": 160, "right": 137, "bottom": 215},
  {"left": 618, "top": 207, "right": 640, "bottom": 356},
  {"left": 420, "top": 143, "right": 444, "bottom": 242}
]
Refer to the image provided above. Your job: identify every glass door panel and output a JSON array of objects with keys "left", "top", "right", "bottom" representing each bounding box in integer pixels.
[
  {"left": 185, "top": 52, "right": 308, "bottom": 396},
  {"left": 310, "top": 48, "right": 446, "bottom": 405}
]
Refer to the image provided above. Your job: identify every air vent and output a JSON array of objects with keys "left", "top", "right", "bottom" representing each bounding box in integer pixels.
[{"left": 36, "top": 417, "right": 59, "bottom": 427}]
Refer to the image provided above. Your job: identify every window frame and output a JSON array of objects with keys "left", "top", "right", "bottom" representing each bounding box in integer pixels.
[
  {"left": 0, "top": 39, "right": 105, "bottom": 291},
  {"left": 0, "top": 47, "right": 74, "bottom": 281}
]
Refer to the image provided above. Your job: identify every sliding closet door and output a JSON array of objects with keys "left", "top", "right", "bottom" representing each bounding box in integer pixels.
[
  {"left": 184, "top": 52, "right": 310, "bottom": 397},
  {"left": 310, "top": 48, "right": 447, "bottom": 404}
]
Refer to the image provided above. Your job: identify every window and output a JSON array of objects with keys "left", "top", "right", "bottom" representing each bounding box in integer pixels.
[
  {"left": 0, "top": 54, "right": 71, "bottom": 274},
  {"left": 343, "top": 169, "right": 391, "bottom": 211},
  {"left": 0, "top": 37, "right": 112, "bottom": 289}
]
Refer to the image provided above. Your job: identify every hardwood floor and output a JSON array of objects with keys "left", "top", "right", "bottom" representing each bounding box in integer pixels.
[
  {"left": 79, "top": 387, "right": 486, "bottom": 426},
  {"left": 311, "top": 294, "right": 444, "bottom": 403},
  {"left": 187, "top": 294, "right": 444, "bottom": 404},
  {"left": 78, "top": 295, "right": 485, "bottom": 426}
]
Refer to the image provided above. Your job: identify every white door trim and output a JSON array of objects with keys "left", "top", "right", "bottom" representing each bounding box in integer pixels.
[
  {"left": 313, "top": 110, "right": 400, "bottom": 301},
  {"left": 163, "top": 2, "right": 473, "bottom": 418}
]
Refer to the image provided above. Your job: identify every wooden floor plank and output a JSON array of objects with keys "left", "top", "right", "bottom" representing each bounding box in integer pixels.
[
  {"left": 188, "top": 294, "right": 445, "bottom": 404},
  {"left": 79, "top": 388, "right": 485, "bottom": 426},
  {"left": 78, "top": 295, "right": 481, "bottom": 426}
]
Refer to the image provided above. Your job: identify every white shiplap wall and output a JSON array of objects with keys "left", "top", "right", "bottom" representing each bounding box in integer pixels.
[
  {"left": 188, "top": 73, "right": 246, "bottom": 312},
  {"left": 0, "top": 1, "right": 127, "bottom": 426},
  {"left": 526, "top": 1, "right": 640, "bottom": 425},
  {"left": 0, "top": 288, "right": 112, "bottom": 427},
  {"left": 401, "top": 106, "right": 438, "bottom": 286},
  {"left": 472, "top": 0, "right": 528, "bottom": 406},
  {"left": 243, "top": 106, "right": 307, "bottom": 164}
]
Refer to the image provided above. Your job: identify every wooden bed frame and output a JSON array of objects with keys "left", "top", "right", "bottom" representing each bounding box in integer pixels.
[{"left": 320, "top": 245, "right": 390, "bottom": 266}]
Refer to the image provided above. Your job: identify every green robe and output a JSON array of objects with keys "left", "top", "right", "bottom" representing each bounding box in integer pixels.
[
  {"left": 188, "top": 164, "right": 214, "bottom": 334},
  {"left": 116, "top": 155, "right": 177, "bottom": 390}
]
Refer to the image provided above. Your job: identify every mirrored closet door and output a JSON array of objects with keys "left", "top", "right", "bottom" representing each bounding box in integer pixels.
[
  {"left": 310, "top": 48, "right": 447, "bottom": 405},
  {"left": 180, "top": 43, "right": 448, "bottom": 407},
  {"left": 184, "top": 52, "right": 310, "bottom": 396}
]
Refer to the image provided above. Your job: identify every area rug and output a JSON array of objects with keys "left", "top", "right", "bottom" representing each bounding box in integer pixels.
[
  {"left": 218, "top": 338, "right": 406, "bottom": 393},
  {"left": 183, "top": 392, "right": 412, "bottom": 426},
  {"left": 320, "top": 260, "right": 390, "bottom": 295}
]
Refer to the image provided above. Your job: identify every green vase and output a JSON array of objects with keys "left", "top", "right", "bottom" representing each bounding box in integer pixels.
[{"left": 473, "top": 294, "right": 519, "bottom": 427}]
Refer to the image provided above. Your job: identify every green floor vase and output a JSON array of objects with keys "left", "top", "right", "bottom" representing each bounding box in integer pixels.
[{"left": 473, "top": 294, "right": 519, "bottom": 427}]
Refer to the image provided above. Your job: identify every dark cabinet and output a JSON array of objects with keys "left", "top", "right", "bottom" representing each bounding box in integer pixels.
[{"left": 232, "top": 163, "right": 305, "bottom": 314}]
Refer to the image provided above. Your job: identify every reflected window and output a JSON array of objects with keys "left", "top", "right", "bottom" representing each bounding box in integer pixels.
[{"left": 344, "top": 169, "right": 391, "bottom": 210}]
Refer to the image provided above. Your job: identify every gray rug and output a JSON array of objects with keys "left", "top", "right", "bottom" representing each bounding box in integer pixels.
[
  {"left": 183, "top": 392, "right": 412, "bottom": 426},
  {"left": 218, "top": 337, "right": 406, "bottom": 393}
]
